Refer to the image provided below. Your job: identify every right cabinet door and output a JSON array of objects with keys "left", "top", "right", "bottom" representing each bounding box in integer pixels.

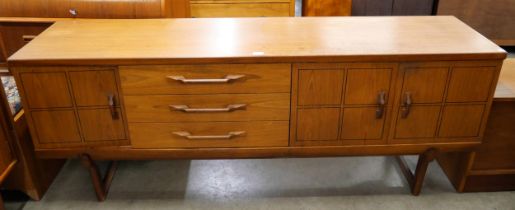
[
  {"left": 292, "top": 63, "right": 397, "bottom": 146},
  {"left": 390, "top": 61, "right": 501, "bottom": 144}
]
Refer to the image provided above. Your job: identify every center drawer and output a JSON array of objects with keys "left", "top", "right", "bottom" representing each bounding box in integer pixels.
[
  {"left": 129, "top": 121, "right": 289, "bottom": 148},
  {"left": 125, "top": 93, "right": 290, "bottom": 122},
  {"left": 119, "top": 64, "right": 291, "bottom": 95}
]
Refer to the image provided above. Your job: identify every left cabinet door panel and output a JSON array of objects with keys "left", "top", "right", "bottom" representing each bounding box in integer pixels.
[
  {"left": 31, "top": 110, "right": 82, "bottom": 144},
  {"left": 19, "top": 72, "right": 74, "bottom": 109}
]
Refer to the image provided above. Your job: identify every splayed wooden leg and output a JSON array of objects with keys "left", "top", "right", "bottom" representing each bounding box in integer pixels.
[
  {"left": 80, "top": 154, "right": 118, "bottom": 201},
  {"left": 396, "top": 148, "right": 438, "bottom": 196}
]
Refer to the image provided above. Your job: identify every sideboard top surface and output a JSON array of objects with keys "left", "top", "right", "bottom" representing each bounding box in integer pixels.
[{"left": 8, "top": 16, "right": 507, "bottom": 65}]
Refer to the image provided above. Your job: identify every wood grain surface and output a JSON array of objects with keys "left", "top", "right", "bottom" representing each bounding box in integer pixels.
[{"left": 8, "top": 17, "right": 506, "bottom": 65}]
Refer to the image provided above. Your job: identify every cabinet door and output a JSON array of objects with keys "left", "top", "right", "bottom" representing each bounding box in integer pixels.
[
  {"left": 438, "top": 104, "right": 485, "bottom": 138},
  {"left": 78, "top": 109, "right": 126, "bottom": 142},
  {"left": 394, "top": 105, "right": 441, "bottom": 139},
  {"left": 69, "top": 70, "right": 119, "bottom": 107},
  {"left": 401, "top": 67, "right": 448, "bottom": 104},
  {"left": 345, "top": 68, "right": 391, "bottom": 105},
  {"left": 341, "top": 107, "right": 385, "bottom": 140},
  {"left": 31, "top": 110, "right": 81, "bottom": 144},
  {"left": 298, "top": 69, "right": 344, "bottom": 106},
  {"left": 296, "top": 108, "right": 340, "bottom": 141},
  {"left": 20, "top": 72, "right": 73, "bottom": 109},
  {"left": 446, "top": 67, "right": 496, "bottom": 102}
]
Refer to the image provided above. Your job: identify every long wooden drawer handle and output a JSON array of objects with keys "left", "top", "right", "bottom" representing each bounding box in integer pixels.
[
  {"left": 173, "top": 131, "right": 246, "bottom": 140},
  {"left": 170, "top": 104, "right": 246, "bottom": 112},
  {"left": 167, "top": 74, "right": 245, "bottom": 83},
  {"left": 22, "top": 35, "right": 37, "bottom": 42}
]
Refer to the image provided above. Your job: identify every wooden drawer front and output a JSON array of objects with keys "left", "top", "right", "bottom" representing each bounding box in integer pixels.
[
  {"left": 130, "top": 121, "right": 289, "bottom": 148},
  {"left": 31, "top": 110, "right": 81, "bottom": 144},
  {"left": 0, "top": 22, "right": 52, "bottom": 58},
  {"left": 78, "top": 108, "right": 127, "bottom": 142},
  {"left": 20, "top": 72, "right": 73, "bottom": 109},
  {"left": 69, "top": 70, "right": 119, "bottom": 107},
  {"left": 120, "top": 64, "right": 291, "bottom": 95},
  {"left": 191, "top": 2, "right": 291, "bottom": 17},
  {"left": 401, "top": 67, "right": 449, "bottom": 104},
  {"left": 125, "top": 93, "right": 290, "bottom": 122},
  {"left": 446, "top": 67, "right": 496, "bottom": 102},
  {"left": 438, "top": 105, "right": 485, "bottom": 138}
]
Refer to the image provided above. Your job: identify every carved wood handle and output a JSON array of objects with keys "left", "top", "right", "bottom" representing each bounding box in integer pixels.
[
  {"left": 170, "top": 104, "right": 246, "bottom": 112},
  {"left": 376, "top": 91, "right": 386, "bottom": 119},
  {"left": 167, "top": 75, "right": 245, "bottom": 83},
  {"left": 173, "top": 131, "right": 246, "bottom": 140},
  {"left": 108, "top": 94, "right": 119, "bottom": 120},
  {"left": 401, "top": 92, "right": 412, "bottom": 118}
]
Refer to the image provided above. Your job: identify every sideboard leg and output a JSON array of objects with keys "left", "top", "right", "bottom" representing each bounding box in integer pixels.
[
  {"left": 396, "top": 148, "right": 438, "bottom": 196},
  {"left": 80, "top": 154, "right": 118, "bottom": 202}
]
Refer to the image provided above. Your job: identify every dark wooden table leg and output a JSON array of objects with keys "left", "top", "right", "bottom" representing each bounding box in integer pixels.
[
  {"left": 80, "top": 154, "right": 118, "bottom": 202},
  {"left": 396, "top": 148, "right": 438, "bottom": 196}
]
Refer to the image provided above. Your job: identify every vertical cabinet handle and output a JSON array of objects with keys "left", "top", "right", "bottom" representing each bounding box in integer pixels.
[
  {"left": 401, "top": 92, "right": 412, "bottom": 118},
  {"left": 376, "top": 91, "right": 386, "bottom": 119},
  {"left": 108, "top": 94, "right": 119, "bottom": 120}
]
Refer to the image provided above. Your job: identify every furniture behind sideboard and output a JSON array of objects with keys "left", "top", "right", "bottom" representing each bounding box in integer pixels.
[{"left": 437, "top": 0, "right": 515, "bottom": 46}]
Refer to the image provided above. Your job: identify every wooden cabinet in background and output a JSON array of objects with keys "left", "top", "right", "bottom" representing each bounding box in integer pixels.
[
  {"left": 302, "top": 0, "right": 352, "bottom": 16},
  {"left": 437, "top": 0, "right": 515, "bottom": 46},
  {"left": 0, "top": 0, "right": 189, "bottom": 18},
  {"left": 0, "top": 22, "right": 52, "bottom": 66},
  {"left": 190, "top": 0, "right": 295, "bottom": 17},
  {"left": 352, "top": 0, "right": 435, "bottom": 16}
]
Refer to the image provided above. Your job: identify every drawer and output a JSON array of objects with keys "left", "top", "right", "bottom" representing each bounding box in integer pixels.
[
  {"left": 120, "top": 64, "right": 291, "bottom": 95},
  {"left": 191, "top": 2, "right": 291, "bottom": 17},
  {"left": 125, "top": 93, "right": 290, "bottom": 122},
  {"left": 130, "top": 121, "right": 289, "bottom": 148}
]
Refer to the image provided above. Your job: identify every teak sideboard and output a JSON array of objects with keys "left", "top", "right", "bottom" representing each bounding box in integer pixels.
[{"left": 6, "top": 17, "right": 507, "bottom": 201}]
